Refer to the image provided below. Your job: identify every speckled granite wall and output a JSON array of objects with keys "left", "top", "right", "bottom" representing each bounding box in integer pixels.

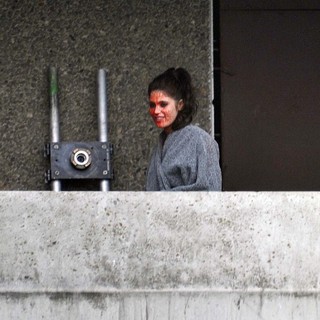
[{"left": 0, "top": 0, "right": 211, "bottom": 191}]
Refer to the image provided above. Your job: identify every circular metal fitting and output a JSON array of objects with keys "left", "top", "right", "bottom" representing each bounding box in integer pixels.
[{"left": 70, "top": 148, "right": 92, "bottom": 170}]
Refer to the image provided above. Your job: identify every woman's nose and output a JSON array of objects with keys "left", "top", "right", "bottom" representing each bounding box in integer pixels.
[{"left": 154, "top": 105, "right": 161, "bottom": 114}]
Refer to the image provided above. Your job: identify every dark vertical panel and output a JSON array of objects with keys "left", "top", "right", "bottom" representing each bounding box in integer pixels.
[
  {"left": 220, "top": 11, "right": 320, "bottom": 190},
  {"left": 213, "top": 0, "right": 222, "bottom": 146},
  {"left": 221, "top": 0, "right": 320, "bottom": 10}
]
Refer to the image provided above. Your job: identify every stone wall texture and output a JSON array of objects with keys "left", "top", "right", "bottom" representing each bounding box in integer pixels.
[
  {"left": 0, "top": 0, "right": 212, "bottom": 191},
  {"left": 0, "top": 191, "right": 319, "bottom": 319}
]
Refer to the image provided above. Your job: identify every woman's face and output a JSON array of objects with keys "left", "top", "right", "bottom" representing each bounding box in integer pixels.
[{"left": 149, "top": 90, "right": 183, "bottom": 134}]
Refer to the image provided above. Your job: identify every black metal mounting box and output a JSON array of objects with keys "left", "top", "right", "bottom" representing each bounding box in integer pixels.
[{"left": 45, "top": 141, "right": 113, "bottom": 181}]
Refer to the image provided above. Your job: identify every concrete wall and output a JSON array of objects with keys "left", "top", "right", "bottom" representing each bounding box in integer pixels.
[
  {"left": 1, "top": 191, "right": 319, "bottom": 319},
  {"left": 0, "top": 0, "right": 212, "bottom": 191}
]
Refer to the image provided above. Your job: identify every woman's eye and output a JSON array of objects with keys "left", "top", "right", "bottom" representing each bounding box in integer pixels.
[
  {"left": 160, "top": 102, "right": 168, "bottom": 108},
  {"left": 149, "top": 103, "right": 155, "bottom": 108}
]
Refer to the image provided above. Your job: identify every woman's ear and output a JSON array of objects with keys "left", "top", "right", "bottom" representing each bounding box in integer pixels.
[{"left": 177, "top": 99, "right": 184, "bottom": 111}]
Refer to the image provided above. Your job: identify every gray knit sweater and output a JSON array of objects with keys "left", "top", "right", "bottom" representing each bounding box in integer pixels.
[{"left": 146, "top": 125, "right": 222, "bottom": 191}]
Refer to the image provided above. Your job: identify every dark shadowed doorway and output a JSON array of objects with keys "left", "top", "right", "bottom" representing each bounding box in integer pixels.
[{"left": 217, "top": 1, "right": 320, "bottom": 190}]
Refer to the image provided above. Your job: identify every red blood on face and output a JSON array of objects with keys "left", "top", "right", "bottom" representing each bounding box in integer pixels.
[{"left": 149, "top": 90, "right": 183, "bottom": 134}]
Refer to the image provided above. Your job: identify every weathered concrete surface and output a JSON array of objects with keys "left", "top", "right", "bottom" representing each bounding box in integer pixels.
[
  {"left": 1, "top": 292, "right": 319, "bottom": 320},
  {"left": 0, "top": 192, "right": 319, "bottom": 319}
]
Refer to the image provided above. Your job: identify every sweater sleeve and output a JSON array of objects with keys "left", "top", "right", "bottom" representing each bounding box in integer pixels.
[{"left": 170, "top": 132, "right": 222, "bottom": 191}]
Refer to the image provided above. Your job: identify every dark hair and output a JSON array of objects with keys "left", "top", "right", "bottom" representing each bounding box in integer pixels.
[{"left": 148, "top": 67, "right": 198, "bottom": 131}]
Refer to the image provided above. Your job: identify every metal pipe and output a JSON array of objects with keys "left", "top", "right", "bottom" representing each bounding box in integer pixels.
[
  {"left": 49, "top": 66, "right": 61, "bottom": 192},
  {"left": 97, "top": 69, "right": 110, "bottom": 191}
]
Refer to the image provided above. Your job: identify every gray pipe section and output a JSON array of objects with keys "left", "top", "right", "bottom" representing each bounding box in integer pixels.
[
  {"left": 49, "top": 67, "right": 61, "bottom": 192},
  {"left": 97, "top": 69, "right": 110, "bottom": 192}
]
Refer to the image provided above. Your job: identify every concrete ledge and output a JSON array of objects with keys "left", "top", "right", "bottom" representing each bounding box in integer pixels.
[
  {"left": 0, "top": 191, "right": 319, "bottom": 319},
  {"left": 1, "top": 291, "right": 319, "bottom": 320}
]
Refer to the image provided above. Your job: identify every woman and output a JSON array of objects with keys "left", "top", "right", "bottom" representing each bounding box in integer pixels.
[{"left": 146, "top": 67, "right": 222, "bottom": 191}]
